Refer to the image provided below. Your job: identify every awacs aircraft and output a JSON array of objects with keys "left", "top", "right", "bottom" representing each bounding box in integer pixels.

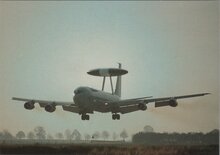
[{"left": 12, "top": 64, "right": 209, "bottom": 120}]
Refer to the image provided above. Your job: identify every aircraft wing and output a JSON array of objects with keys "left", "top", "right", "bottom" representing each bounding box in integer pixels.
[
  {"left": 110, "top": 93, "right": 210, "bottom": 113},
  {"left": 144, "top": 93, "right": 210, "bottom": 104},
  {"left": 12, "top": 97, "right": 87, "bottom": 114},
  {"left": 12, "top": 97, "right": 74, "bottom": 107}
]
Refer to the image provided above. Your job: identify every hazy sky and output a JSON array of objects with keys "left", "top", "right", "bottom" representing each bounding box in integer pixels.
[{"left": 0, "top": 1, "right": 219, "bottom": 138}]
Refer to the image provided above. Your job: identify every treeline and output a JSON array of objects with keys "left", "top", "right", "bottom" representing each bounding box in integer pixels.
[
  {"left": 0, "top": 126, "right": 128, "bottom": 141},
  {"left": 132, "top": 129, "right": 219, "bottom": 145}
]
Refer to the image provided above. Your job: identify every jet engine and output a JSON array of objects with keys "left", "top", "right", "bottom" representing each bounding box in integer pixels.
[
  {"left": 45, "top": 104, "right": 56, "bottom": 112},
  {"left": 138, "top": 103, "right": 147, "bottom": 110},
  {"left": 24, "top": 101, "right": 35, "bottom": 110},
  {"left": 155, "top": 99, "right": 178, "bottom": 107},
  {"left": 169, "top": 99, "right": 178, "bottom": 107}
]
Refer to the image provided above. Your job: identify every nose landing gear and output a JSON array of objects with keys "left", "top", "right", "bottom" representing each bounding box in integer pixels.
[
  {"left": 81, "top": 114, "right": 90, "bottom": 120},
  {"left": 112, "top": 114, "right": 120, "bottom": 120}
]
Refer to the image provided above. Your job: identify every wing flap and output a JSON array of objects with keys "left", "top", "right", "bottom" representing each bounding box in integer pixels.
[
  {"left": 62, "top": 105, "right": 80, "bottom": 113},
  {"left": 120, "top": 105, "right": 140, "bottom": 114}
]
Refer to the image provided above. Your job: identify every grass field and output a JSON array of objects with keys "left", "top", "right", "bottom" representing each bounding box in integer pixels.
[{"left": 0, "top": 143, "right": 218, "bottom": 155}]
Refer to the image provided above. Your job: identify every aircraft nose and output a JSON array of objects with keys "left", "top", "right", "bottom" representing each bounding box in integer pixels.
[
  {"left": 73, "top": 94, "right": 80, "bottom": 104},
  {"left": 73, "top": 93, "right": 89, "bottom": 106}
]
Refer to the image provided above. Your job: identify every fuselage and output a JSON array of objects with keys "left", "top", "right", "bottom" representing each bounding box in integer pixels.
[{"left": 73, "top": 86, "right": 120, "bottom": 113}]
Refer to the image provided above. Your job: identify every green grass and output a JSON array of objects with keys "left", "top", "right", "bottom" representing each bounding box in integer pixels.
[{"left": 0, "top": 143, "right": 219, "bottom": 155}]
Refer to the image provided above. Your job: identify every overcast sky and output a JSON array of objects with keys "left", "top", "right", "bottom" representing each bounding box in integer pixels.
[{"left": 0, "top": 1, "right": 219, "bottom": 138}]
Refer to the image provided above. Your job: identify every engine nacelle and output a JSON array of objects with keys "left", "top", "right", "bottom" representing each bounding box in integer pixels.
[
  {"left": 24, "top": 101, "right": 35, "bottom": 110},
  {"left": 138, "top": 103, "right": 147, "bottom": 110},
  {"left": 155, "top": 99, "right": 178, "bottom": 107},
  {"left": 45, "top": 104, "right": 56, "bottom": 112},
  {"left": 169, "top": 99, "right": 178, "bottom": 107}
]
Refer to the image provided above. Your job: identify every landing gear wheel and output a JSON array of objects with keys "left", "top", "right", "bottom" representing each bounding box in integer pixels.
[
  {"left": 112, "top": 114, "right": 116, "bottom": 120},
  {"left": 86, "top": 115, "right": 90, "bottom": 120},
  {"left": 81, "top": 115, "right": 85, "bottom": 120},
  {"left": 112, "top": 114, "right": 120, "bottom": 120},
  {"left": 81, "top": 114, "right": 90, "bottom": 120},
  {"left": 116, "top": 114, "right": 120, "bottom": 120}
]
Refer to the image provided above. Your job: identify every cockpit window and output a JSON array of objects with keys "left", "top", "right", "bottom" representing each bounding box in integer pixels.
[{"left": 74, "top": 88, "right": 83, "bottom": 95}]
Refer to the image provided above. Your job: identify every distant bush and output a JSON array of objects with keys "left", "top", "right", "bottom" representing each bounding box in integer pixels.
[{"left": 132, "top": 129, "right": 219, "bottom": 145}]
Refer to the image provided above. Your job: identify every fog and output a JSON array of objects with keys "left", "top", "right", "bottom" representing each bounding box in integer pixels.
[{"left": 0, "top": 1, "right": 219, "bottom": 136}]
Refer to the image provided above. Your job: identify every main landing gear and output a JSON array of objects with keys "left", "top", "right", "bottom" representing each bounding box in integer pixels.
[
  {"left": 112, "top": 114, "right": 120, "bottom": 120},
  {"left": 81, "top": 114, "right": 90, "bottom": 120}
]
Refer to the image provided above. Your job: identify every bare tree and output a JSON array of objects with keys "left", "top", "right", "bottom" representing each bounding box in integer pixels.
[
  {"left": 55, "top": 132, "right": 64, "bottom": 139},
  {"left": 120, "top": 129, "right": 128, "bottom": 141},
  {"left": 84, "top": 133, "right": 91, "bottom": 141},
  {"left": 16, "top": 131, "right": 25, "bottom": 139},
  {"left": 102, "top": 131, "right": 109, "bottom": 140},
  {"left": 72, "top": 129, "right": 81, "bottom": 140},
  {"left": 0, "top": 132, "right": 4, "bottom": 139},
  {"left": 34, "top": 126, "right": 46, "bottom": 139},
  {"left": 65, "top": 129, "right": 73, "bottom": 140},
  {"left": 112, "top": 132, "right": 118, "bottom": 141},
  {"left": 92, "top": 131, "right": 100, "bottom": 140},
  {"left": 47, "top": 134, "right": 54, "bottom": 140},
  {"left": 27, "top": 131, "right": 35, "bottom": 139},
  {"left": 2, "top": 130, "right": 14, "bottom": 139}
]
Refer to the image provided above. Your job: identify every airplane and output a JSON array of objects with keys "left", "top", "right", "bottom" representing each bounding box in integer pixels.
[{"left": 12, "top": 63, "right": 209, "bottom": 120}]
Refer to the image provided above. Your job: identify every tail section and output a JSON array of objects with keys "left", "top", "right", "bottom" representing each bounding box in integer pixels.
[{"left": 115, "top": 63, "right": 122, "bottom": 97}]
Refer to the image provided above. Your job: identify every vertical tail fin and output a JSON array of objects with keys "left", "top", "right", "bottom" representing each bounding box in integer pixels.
[{"left": 115, "top": 63, "right": 122, "bottom": 97}]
